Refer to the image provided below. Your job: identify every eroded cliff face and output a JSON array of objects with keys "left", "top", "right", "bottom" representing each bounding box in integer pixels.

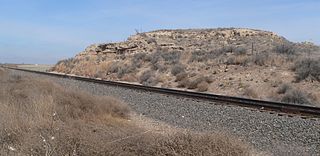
[
  {"left": 76, "top": 28, "right": 286, "bottom": 58},
  {"left": 52, "top": 28, "right": 320, "bottom": 106}
]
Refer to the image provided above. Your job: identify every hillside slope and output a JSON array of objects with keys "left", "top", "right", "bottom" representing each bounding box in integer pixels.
[{"left": 52, "top": 28, "right": 320, "bottom": 106}]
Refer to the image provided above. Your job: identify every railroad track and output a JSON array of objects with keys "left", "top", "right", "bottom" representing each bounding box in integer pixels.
[{"left": 4, "top": 66, "right": 320, "bottom": 118}]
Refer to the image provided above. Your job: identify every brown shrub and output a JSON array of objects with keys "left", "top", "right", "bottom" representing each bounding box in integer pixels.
[
  {"left": 187, "top": 78, "right": 203, "bottom": 89},
  {"left": 171, "top": 64, "right": 185, "bottom": 76},
  {"left": 139, "top": 70, "right": 158, "bottom": 86},
  {"left": 281, "top": 90, "right": 312, "bottom": 105},
  {"left": 175, "top": 72, "right": 188, "bottom": 82},
  {"left": 187, "top": 76, "right": 213, "bottom": 90},
  {"left": 243, "top": 88, "right": 258, "bottom": 98},
  {"left": 292, "top": 58, "right": 320, "bottom": 82},
  {"left": 226, "top": 55, "right": 250, "bottom": 66},
  {"left": 277, "top": 84, "right": 291, "bottom": 94},
  {"left": 177, "top": 78, "right": 191, "bottom": 88},
  {"left": 197, "top": 81, "right": 209, "bottom": 92},
  {"left": 121, "top": 74, "right": 138, "bottom": 82}
]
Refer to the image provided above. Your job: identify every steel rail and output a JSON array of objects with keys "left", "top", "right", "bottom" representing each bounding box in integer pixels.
[{"left": 4, "top": 66, "right": 320, "bottom": 118}]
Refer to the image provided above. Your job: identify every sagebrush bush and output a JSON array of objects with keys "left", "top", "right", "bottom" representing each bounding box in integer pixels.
[
  {"left": 175, "top": 72, "right": 188, "bottom": 82},
  {"left": 277, "top": 84, "right": 291, "bottom": 94},
  {"left": 292, "top": 58, "right": 320, "bottom": 82},
  {"left": 281, "top": 90, "right": 311, "bottom": 105},
  {"left": 197, "top": 81, "right": 209, "bottom": 92},
  {"left": 177, "top": 78, "right": 191, "bottom": 88},
  {"left": 132, "top": 53, "right": 147, "bottom": 68},
  {"left": 150, "top": 52, "right": 161, "bottom": 65},
  {"left": 252, "top": 53, "right": 268, "bottom": 66},
  {"left": 186, "top": 76, "right": 212, "bottom": 90},
  {"left": 226, "top": 55, "right": 250, "bottom": 66},
  {"left": 274, "top": 43, "right": 296, "bottom": 55},
  {"left": 189, "top": 51, "right": 208, "bottom": 62},
  {"left": 233, "top": 47, "right": 247, "bottom": 55},
  {"left": 107, "top": 63, "right": 135, "bottom": 78},
  {"left": 161, "top": 51, "right": 181, "bottom": 64},
  {"left": 171, "top": 64, "right": 185, "bottom": 76},
  {"left": 222, "top": 45, "right": 236, "bottom": 53},
  {"left": 243, "top": 88, "right": 258, "bottom": 98},
  {"left": 139, "top": 70, "right": 158, "bottom": 86}
]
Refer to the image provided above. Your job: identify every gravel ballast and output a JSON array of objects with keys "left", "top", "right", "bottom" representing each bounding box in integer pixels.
[{"left": 10, "top": 70, "right": 320, "bottom": 155}]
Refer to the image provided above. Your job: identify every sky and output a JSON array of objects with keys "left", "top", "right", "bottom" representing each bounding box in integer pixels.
[{"left": 0, "top": 0, "right": 319, "bottom": 64}]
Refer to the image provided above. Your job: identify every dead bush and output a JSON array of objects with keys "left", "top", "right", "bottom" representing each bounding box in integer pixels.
[
  {"left": 152, "top": 62, "right": 167, "bottom": 72},
  {"left": 177, "top": 78, "right": 191, "bottom": 88},
  {"left": 197, "top": 81, "right": 209, "bottom": 92},
  {"left": 281, "top": 90, "right": 312, "bottom": 105},
  {"left": 277, "top": 84, "right": 291, "bottom": 94},
  {"left": 222, "top": 45, "right": 236, "bottom": 53},
  {"left": 132, "top": 53, "right": 147, "bottom": 68},
  {"left": 274, "top": 43, "right": 296, "bottom": 55},
  {"left": 189, "top": 51, "right": 209, "bottom": 62},
  {"left": 233, "top": 47, "right": 247, "bottom": 55},
  {"left": 161, "top": 51, "right": 181, "bottom": 64},
  {"left": 187, "top": 78, "right": 203, "bottom": 89},
  {"left": 252, "top": 53, "right": 268, "bottom": 66},
  {"left": 139, "top": 70, "right": 158, "bottom": 86},
  {"left": 226, "top": 55, "right": 250, "bottom": 66},
  {"left": 121, "top": 74, "right": 138, "bottom": 82},
  {"left": 149, "top": 52, "right": 161, "bottom": 65},
  {"left": 108, "top": 63, "right": 135, "bottom": 78},
  {"left": 292, "top": 58, "right": 320, "bottom": 82},
  {"left": 186, "top": 76, "right": 214, "bottom": 90},
  {"left": 175, "top": 72, "right": 188, "bottom": 82},
  {"left": 243, "top": 88, "right": 258, "bottom": 98},
  {"left": 171, "top": 64, "right": 185, "bottom": 76}
]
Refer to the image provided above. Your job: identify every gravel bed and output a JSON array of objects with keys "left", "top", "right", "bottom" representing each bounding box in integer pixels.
[{"left": 10, "top": 70, "right": 320, "bottom": 156}]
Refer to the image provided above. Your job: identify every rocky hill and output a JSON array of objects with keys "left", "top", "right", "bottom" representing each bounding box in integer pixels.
[{"left": 52, "top": 28, "right": 320, "bottom": 106}]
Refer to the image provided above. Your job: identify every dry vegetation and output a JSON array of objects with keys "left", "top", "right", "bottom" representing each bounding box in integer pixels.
[
  {"left": 0, "top": 69, "right": 251, "bottom": 155},
  {"left": 51, "top": 28, "right": 320, "bottom": 106}
]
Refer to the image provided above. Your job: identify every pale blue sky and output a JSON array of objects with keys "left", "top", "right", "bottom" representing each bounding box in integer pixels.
[{"left": 0, "top": 0, "right": 319, "bottom": 64}]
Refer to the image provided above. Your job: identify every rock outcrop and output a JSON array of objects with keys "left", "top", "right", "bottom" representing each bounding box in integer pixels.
[{"left": 76, "top": 28, "right": 289, "bottom": 59}]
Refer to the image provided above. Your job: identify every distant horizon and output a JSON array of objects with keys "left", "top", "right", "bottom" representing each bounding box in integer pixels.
[{"left": 1, "top": 0, "right": 319, "bottom": 64}]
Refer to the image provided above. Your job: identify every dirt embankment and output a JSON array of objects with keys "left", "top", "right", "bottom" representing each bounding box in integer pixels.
[{"left": 51, "top": 28, "right": 320, "bottom": 106}]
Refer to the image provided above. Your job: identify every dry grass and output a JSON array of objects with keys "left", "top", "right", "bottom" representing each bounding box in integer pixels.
[{"left": 0, "top": 70, "right": 251, "bottom": 155}]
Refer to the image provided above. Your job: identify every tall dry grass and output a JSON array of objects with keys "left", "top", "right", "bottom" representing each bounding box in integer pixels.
[{"left": 0, "top": 69, "right": 251, "bottom": 156}]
